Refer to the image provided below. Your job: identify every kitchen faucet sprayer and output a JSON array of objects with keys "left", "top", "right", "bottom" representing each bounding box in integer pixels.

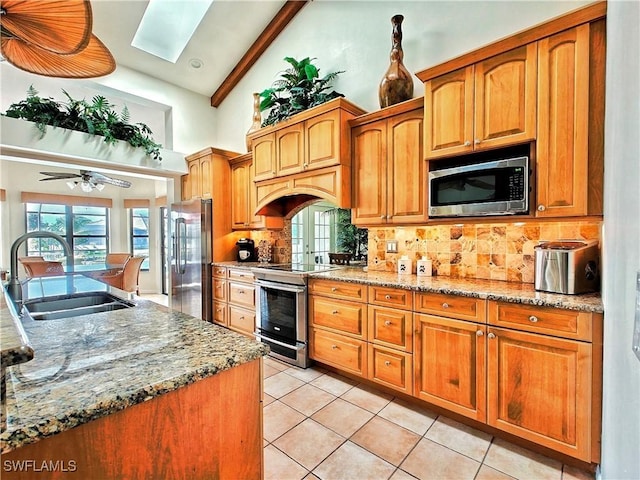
[{"left": 7, "top": 231, "right": 73, "bottom": 302}]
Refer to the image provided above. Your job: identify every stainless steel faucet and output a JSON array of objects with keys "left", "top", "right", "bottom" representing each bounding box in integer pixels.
[{"left": 7, "top": 231, "right": 73, "bottom": 301}]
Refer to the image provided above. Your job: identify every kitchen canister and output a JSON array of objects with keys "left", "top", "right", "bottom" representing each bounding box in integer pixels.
[
  {"left": 416, "top": 256, "right": 432, "bottom": 277},
  {"left": 397, "top": 255, "right": 412, "bottom": 275}
]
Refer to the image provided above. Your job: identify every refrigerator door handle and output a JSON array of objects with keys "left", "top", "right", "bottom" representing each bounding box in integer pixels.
[{"left": 175, "top": 218, "right": 187, "bottom": 275}]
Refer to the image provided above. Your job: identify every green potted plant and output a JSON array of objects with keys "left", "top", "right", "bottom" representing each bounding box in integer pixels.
[
  {"left": 259, "top": 56, "right": 344, "bottom": 127},
  {"left": 334, "top": 208, "right": 368, "bottom": 261},
  {"left": 2, "top": 86, "right": 163, "bottom": 160}
]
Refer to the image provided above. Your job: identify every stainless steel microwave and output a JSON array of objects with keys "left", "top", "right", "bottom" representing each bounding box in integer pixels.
[{"left": 428, "top": 156, "right": 529, "bottom": 218}]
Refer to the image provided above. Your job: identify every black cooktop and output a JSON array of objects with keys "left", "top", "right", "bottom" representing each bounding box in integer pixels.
[{"left": 257, "top": 263, "right": 337, "bottom": 273}]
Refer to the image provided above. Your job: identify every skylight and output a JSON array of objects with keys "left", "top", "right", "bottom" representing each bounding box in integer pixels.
[{"left": 131, "top": 0, "right": 214, "bottom": 63}]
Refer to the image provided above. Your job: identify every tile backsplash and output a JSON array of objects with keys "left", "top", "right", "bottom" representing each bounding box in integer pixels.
[{"left": 251, "top": 220, "right": 602, "bottom": 284}]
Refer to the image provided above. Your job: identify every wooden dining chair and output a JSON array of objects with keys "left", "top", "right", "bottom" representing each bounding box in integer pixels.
[{"left": 96, "top": 256, "right": 146, "bottom": 294}]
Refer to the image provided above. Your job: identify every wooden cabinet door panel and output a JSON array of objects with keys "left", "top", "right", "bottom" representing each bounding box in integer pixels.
[
  {"left": 229, "top": 305, "right": 256, "bottom": 336},
  {"left": 415, "top": 292, "right": 486, "bottom": 323},
  {"left": 228, "top": 269, "right": 255, "bottom": 283},
  {"left": 310, "top": 296, "right": 367, "bottom": 339},
  {"left": 199, "top": 156, "right": 212, "bottom": 198},
  {"left": 536, "top": 25, "right": 590, "bottom": 217},
  {"left": 368, "top": 286, "right": 413, "bottom": 310},
  {"left": 308, "top": 279, "right": 367, "bottom": 302},
  {"left": 252, "top": 133, "right": 276, "bottom": 181},
  {"left": 306, "top": 110, "right": 340, "bottom": 169},
  {"left": 277, "top": 123, "right": 305, "bottom": 176},
  {"left": 387, "top": 109, "right": 427, "bottom": 223},
  {"left": 213, "top": 278, "right": 227, "bottom": 302},
  {"left": 368, "top": 305, "right": 413, "bottom": 352},
  {"left": 424, "top": 66, "right": 474, "bottom": 159},
  {"left": 213, "top": 301, "right": 227, "bottom": 326},
  {"left": 351, "top": 122, "right": 387, "bottom": 225},
  {"left": 310, "top": 328, "right": 367, "bottom": 377},
  {"left": 414, "top": 314, "right": 486, "bottom": 422},
  {"left": 213, "top": 266, "right": 227, "bottom": 279},
  {"left": 231, "top": 162, "right": 250, "bottom": 228},
  {"left": 474, "top": 44, "right": 537, "bottom": 148},
  {"left": 487, "top": 327, "right": 591, "bottom": 460},
  {"left": 368, "top": 344, "right": 412, "bottom": 394},
  {"left": 228, "top": 281, "right": 256, "bottom": 309}
]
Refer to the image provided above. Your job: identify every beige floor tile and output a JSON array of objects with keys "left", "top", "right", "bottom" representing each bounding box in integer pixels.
[
  {"left": 400, "top": 438, "right": 480, "bottom": 480},
  {"left": 263, "top": 363, "right": 281, "bottom": 379},
  {"left": 274, "top": 419, "right": 345, "bottom": 471},
  {"left": 378, "top": 398, "right": 438, "bottom": 435},
  {"left": 311, "top": 398, "right": 374, "bottom": 438},
  {"left": 350, "top": 416, "right": 420, "bottom": 466},
  {"left": 285, "top": 365, "right": 327, "bottom": 383},
  {"left": 313, "top": 441, "right": 396, "bottom": 480},
  {"left": 263, "top": 393, "right": 276, "bottom": 406},
  {"left": 484, "top": 438, "right": 562, "bottom": 480},
  {"left": 425, "top": 416, "right": 492, "bottom": 461},
  {"left": 263, "top": 400, "right": 306, "bottom": 442},
  {"left": 264, "top": 356, "right": 291, "bottom": 371},
  {"left": 303, "top": 474, "right": 321, "bottom": 480},
  {"left": 280, "top": 383, "right": 336, "bottom": 416},
  {"left": 310, "top": 372, "right": 358, "bottom": 396},
  {"left": 264, "top": 371, "right": 306, "bottom": 398},
  {"left": 562, "top": 465, "right": 595, "bottom": 480},
  {"left": 390, "top": 469, "right": 419, "bottom": 480},
  {"left": 264, "top": 444, "right": 308, "bottom": 480},
  {"left": 341, "top": 383, "right": 394, "bottom": 413},
  {"left": 475, "top": 464, "right": 517, "bottom": 480}
]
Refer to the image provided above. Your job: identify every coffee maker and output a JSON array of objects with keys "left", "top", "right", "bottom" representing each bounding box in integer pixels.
[{"left": 236, "top": 238, "right": 256, "bottom": 262}]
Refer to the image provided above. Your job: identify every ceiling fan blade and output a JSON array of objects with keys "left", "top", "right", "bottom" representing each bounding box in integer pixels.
[
  {"left": 1, "top": 34, "right": 115, "bottom": 78},
  {"left": 39, "top": 171, "right": 82, "bottom": 180},
  {"left": 84, "top": 171, "right": 132, "bottom": 188},
  {"left": 0, "top": 0, "right": 92, "bottom": 55}
]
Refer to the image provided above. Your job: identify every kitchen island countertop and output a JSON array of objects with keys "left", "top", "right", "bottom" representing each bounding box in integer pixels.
[{"left": 1, "top": 280, "right": 268, "bottom": 454}]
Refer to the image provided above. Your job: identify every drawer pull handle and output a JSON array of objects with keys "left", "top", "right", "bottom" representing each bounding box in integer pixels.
[
  {"left": 332, "top": 310, "right": 339, "bottom": 315},
  {"left": 476, "top": 330, "right": 484, "bottom": 337},
  {"left": 238, "top": 290, "right": 245, "bottom": 294},
  {"left": 385, "top": 361, "right": 391, "bottom": 366},
  {"left": 385, "top": 294, "right": 391, "bottom": 300},
  {"left": 331, "top": 345, "right": 338, "bottom": 350},
  {"left": 488, "top": 332, "right": 496, "bottom": 339},
  {"left": 384, "top": 320, "right": 392, "bottom": 326},
  {"left": 529, "top": 315, "right": 538, "bottom": 323},
  {"left": 239, "top": 316, "right": 244, "bottom": 320},
  {"left": 442, "top": 302, "right": 449, "bottom": 309}
]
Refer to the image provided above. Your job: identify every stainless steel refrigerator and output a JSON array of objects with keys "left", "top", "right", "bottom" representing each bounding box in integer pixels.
[{"left": 170, "top": 198, "right": 212, "bottom": 321}]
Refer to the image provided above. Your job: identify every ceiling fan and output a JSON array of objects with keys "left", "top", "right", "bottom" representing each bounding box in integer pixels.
[{"left": 40, "top": 170, "right": 131, "bottom": 192}]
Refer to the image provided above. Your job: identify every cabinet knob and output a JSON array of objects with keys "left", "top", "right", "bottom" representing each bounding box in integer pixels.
[
  {"left": 381, "top": 215, "right": 386, "bottom": 219},
  {"left": 331, "top": 287, "right": 337, "bottom": 292},
  {"left": 476, "top": 330, "right": 484, "bottom": 337},
  {"left": 528, "top": 315, "right": 539, "bottom": 323},
  {"left": 488, "top": 332, "right": 496, "bottom": 339},
  {"left": 474, "top": 139, "right": 481, "bottom": 145},
  {"left": 238, "top": 290, "right": 244, "bottom": 294},
  {"left": 272, "top": 170, "right": 276, "bottom": 175},
  {"left": 331, "top": 345, "right": 338, "bottom": 349},
  {"left": 332, "top": 310, "right": 339, "bottom": 315},
  {"left": 385, "top": 294, "right": 391, "bottom": 300},
  {"left": 442, "top": 302, "right": 449, "bottom": 309},
  {"left": 384, "top": 320, "right": 392, "bottom": 326},
  {"left": 303, "top": 163, "right": 309, "bottom": 168},
  {"left": 385, "top": 361, "right": 392, "bottom": 366},
  {"left": 537, "top": 204, "right": 546, "bottom": 212},
  {"left": 464, "top": 141, "right": 471, "bottom": 147}
]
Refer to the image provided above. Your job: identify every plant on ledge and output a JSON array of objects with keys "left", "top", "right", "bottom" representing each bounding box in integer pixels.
[
  {"left": 2, "top": 86, "right": 163, "bottom": 160},
  {"left": 259, "top": 56, "right": 344, "bottom": 127}
]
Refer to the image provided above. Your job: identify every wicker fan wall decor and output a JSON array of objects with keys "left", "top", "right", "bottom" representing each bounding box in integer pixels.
[{"left": 0, "top": 0, "right": 115, "bottom": 78}]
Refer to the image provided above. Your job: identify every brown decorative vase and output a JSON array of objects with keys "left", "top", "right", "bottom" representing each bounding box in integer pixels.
[
  {"left": 246, "top": 92, "right": 262, "bottom": 151},
  {"left": 379, "top": 14, "right": 414, "bottom": 108}
]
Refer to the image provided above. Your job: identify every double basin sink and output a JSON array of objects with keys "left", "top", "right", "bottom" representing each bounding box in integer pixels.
[{"left": 22, "top": 292, "right": 135, "bottom": 321}]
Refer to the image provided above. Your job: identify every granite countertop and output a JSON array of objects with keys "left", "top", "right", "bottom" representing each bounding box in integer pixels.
[
  {"left": 310, "top": 267, "right": 603, "bottom": 313},
  {"left": 1, "top": 282, "right": 269, "bottom": 454},
  {"left": 0, "top": 292, "right": 34, "bottom": 371}
]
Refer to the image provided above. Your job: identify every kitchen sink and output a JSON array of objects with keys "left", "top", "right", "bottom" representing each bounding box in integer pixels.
[{"left": 22, "top": 292, "right": 135, "bottom": 321}]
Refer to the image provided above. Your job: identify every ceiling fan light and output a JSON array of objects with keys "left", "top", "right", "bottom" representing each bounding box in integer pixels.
[
  {"left": 94, "top": 183, "right": 105, "bottom": 191},
  {"left": 66, "top": 181, "right": 77, "bottom": 190},
  {"left": 80, "top": 181, "right": 93, "bottom": 193}
]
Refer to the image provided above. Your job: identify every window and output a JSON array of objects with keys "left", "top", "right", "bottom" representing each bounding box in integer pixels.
[
  {"left": 130, "top": 207, "right": 150, "bottom": 270},
  {"left": 291, "top": 202, "right": 336, "bottom": 265},
  {"left": 25, "top": 203, "right": 109, "bottom": 265}
]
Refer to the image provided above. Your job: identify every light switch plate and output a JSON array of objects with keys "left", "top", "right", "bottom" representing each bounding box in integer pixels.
[{"left": 386, "top": 240, "right": 398, "bottom": 253}]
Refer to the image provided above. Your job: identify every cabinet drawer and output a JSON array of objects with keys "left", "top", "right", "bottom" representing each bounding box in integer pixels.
[
  {"left": 309, "top": 279, "right": 367, "bottom": 302},
  {"left": 368, "top": 286, "right": 412, "bottom": 310},
  {"left": 488, "top": 301, "right": 593, "bottom": 341},
  {"left": 368, "top": 305, "right": 413, "bottom": 352},
  {"left": 228, "top": 281, "right": 256, "bottom": 309},
  {"left": 229, "top": 305, "right": 256, "bottom": 335},
  {"left": 213, "top": 278, "right": 227, "bottom": 302},
  {"left": 309, "top": 295, "right": 367, "bottom": 339},
  {"left": 310, "top": 328, "right": 367, "bottom": 377},
  {"left": 228, "top": 269, "right": 255, "bottom": 283},
  {"left": 415, "top": 292, "right": 486, "bottom": 323},
  {"left": 368, "top": 344, "right": 412, "bottom": 394},
  {"left": 213, "top": 301, "right": 227, "bottom": 326},
  {"left": 213, "top": 266, "right": 227, "bottom": 278}
]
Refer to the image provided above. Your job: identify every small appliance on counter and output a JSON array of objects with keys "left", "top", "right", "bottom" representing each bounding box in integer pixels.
[
  {"left": 236, "top": 238, "right": 256, "bottom": 262},
  {"left": 534, "top": 239, "right": 600, "bottom": 295}
]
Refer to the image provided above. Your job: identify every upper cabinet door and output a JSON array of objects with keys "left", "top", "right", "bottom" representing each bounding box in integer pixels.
[
  {"left": 276, "top": 123, "right": 305, "bottom": 177},
  {"left": 306, "top": 109, "right": 340, "bottom": 170},
  {"left": 424, "top": 66, "right": 474, "bottom": 159},
  {"left": 198, "top": 155, "right": 212, "bottom": 199},
  {"left": 474, "top": 43, "right": 537, "bottom": 149},
  {"left": 387, "top": 109, "right": 427, "bottom": 224},
  {"left": 230, "top": 160, "right": 250, "bottom": 229},
  {"left": 536, "top": 24, "right": 590, "bottom": 217},
  {"left": 252, "top": 133, "right": 276, "bottom": 181}
]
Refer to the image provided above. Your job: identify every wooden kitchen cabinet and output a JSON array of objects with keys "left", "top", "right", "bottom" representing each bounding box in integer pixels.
[
  {"left": 226, "top": 268, "right": 256, "bottom": 337},
  {"left": 182, "top": 147, "right": 239, "bottom": 201},
  {"left": 536, "top": 22, "right": 604, "bottom": 217},
  {"left": 368, "top": 343, "right": 413, "bottom": 395},
  {"left": 424, "top": 44, "right": 537, "bottom": 159},
  {"left": 252, "top": 133, "right": 276, "bottom": 182},
  {"left": 276, "top": 122, "right": 305, "bottom": 177},
  {"left": 351, "top": 99, "right": 427, "bottom": 226},
  {"left": 212, "top": 266, "right": 227, "bottom": 327},
  {"left": 310, "top": 327, "right": 367, "bottom": 377}
]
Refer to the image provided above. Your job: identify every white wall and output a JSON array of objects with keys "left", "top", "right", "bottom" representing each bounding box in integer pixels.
[
  {"left": 213, "top": 0, "right": 591, "bottom": 152},
  {"left": 600, "top": 1, "right": 640, "bottom": 479}
]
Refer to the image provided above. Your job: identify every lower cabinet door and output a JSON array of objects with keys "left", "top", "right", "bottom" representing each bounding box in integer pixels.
[
  {"left": 368, "top": 344, "right": 412, "bottom": 394},
  {"left": 228, "top": 305, "right": 256, "bottom": 337},
  {"left": 414, "top": 314, "right": 487, "bottom": 422},
  {"left": 486, "top": 327, "right": 592, "bottom": 461},
  {"left": 310, "top": 328, "right": 367, "bottom": 377},
  {"left": 213, "top": 301, "right": 227, "bottom": 326}
]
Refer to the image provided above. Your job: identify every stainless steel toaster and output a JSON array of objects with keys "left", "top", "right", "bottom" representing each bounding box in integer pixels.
[{"left": 534, "top": 240, "right": 600, "bottom": 294}]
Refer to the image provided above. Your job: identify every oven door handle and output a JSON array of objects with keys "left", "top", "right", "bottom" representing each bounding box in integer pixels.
[
  {"left": 254, "top": 332, "right": 306, "bottom": 351},
  {"left": 255, "top": 279, "right": 307, "bottom": 293}
]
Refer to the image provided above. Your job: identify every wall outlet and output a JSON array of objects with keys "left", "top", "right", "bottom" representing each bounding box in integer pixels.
[{"left": 386, "top": 240, "right": 398, "bottom": 253}]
